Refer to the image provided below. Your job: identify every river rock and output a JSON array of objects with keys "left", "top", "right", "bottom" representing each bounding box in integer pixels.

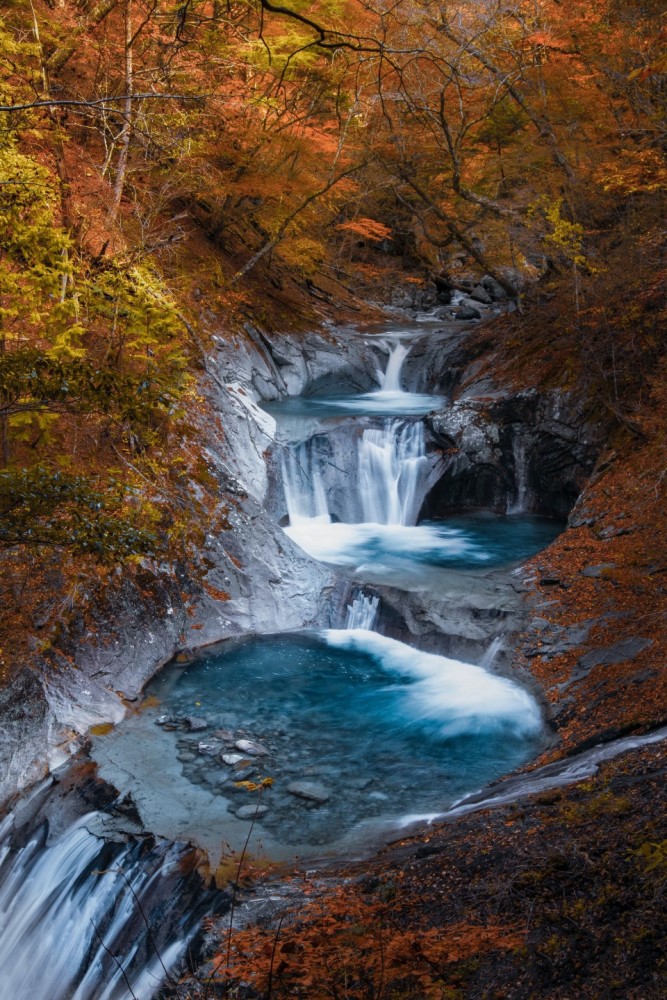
[
  {"left": 235, "top": 739, "right": 269, "bottom": 756},
  {"left": 455, "top": 304, "right": 482, "bottom": 321},
  {"left": 481, "top": 275, "right": 509, "bottom": 300},
  {"left": 235, "top": 804, "right": 269, "bottom": 820},
  {"left": 197, "top": 740, "right": 223, "bottom": 755},
  {"left": 221, "top": 753, "right": 245, "bottom": 765},
  {"left": 186, "top": 716, "right": 208, "bottom": 731},
  {"left": 470, "top": 284, "right": 493, "bottom": 305},
  {"left": 287, "top": 780, "right": 331, "bottom": 803}
]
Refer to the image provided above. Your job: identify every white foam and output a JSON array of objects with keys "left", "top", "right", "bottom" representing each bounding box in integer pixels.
[
  {"left": 323, "top": 629, "right": 542, "bottom": 738},
  {"left": 285, "top": 519, "right": 488, "bottom": 569}
]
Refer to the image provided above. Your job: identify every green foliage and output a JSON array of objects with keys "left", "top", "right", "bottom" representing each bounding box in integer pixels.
[
  {"left": 0, "top": 347, "right": 180, "bottom": 431},
  {"left": 0, "top": 467, "right": 159, "bottom": 561}
]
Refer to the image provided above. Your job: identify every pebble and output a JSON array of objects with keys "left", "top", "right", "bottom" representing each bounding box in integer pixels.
[
  {"left": 212, "top": 729, "right": 235, "bottom": 741},
  {"left": 235, "top": 739, "right": 269, "bottom": 756},
  {"left": 287, "top": 781, "right": 331, "bottom": 803},
  {"left": 197, "top": 740, "right": 223, "bottom": 755},
  {"left": 221, "top": 753, "right": 245, "bottom": 766},
  {"left": 187, "top": 717, "right": 209, "bottom": 731},
  {"left": 235, "top": 804, "right": 269, "bottom": 820}
]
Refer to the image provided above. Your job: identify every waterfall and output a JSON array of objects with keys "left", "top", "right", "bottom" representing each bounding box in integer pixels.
[
  {"left": 0, "top": 813, "right": 210, "bottom": 1000},
  {"left": 282, "top": 444, "right": 330, "bottom": 522},
  {"left": 282, "top": 419, "right": 427, "bottom": 529},
  {"left": 480, "top": 636, "right": 504, "bottom": 669},
  {"left": 358, "top": 420, "right": 427, "bottom": 526},
  {"left": 376, "top": 339, "right": 410, "bottom": 392},
  {"left": 508, "top": 434, "right": 529, "bottom": 514},
  {"left": 345, "top": 591, "right": 379, "bottom": 630}
]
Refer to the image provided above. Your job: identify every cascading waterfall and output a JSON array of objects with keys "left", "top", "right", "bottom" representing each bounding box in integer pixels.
[
  {"left": 345, "top": 591, "right": 379, "bottom": 630},
  {"left": 282, "top": 418, "right": 427, "bottom": 529},
  {"left": 375, "top": 338, "right": 410, "bottom": 392},
  {"left": 358, "top": 420, "right": 427, "bottom": 526},
  {"left": 0, "top": 812, "right": 211, "bottom": 1000},
  {"left": 508, "top": 434, "right": 529, "bottom": 514}
]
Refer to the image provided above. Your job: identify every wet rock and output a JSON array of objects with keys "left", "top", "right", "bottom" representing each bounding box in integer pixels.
[
  {"left": 348, "top": 777, "right": 373, "bottom": 790},
  {"left": 578, "top": 637, "right": 653, "bottom": 670},
  {"left": 186, "top": 717, "right": 208, "bottom": 732},
  {"left": 155, "top": 715, "right": 175, "bottom": 726},
  {"left": 212, "top": 729, "right": 235, "bottom": 741},
  {"left": 235, "top": 804, "right": 269, "bottom": 820},
  {"left": 287, "top": 780, "right": 331, "bottom": 803},
  {"left": 197, "top": 740, "right": 224, "bottom": 756},
  {"left": 562, "top": 637, "right": 654, "bottom": 689},
  {"left": 221, "top": 753, "right": 245, "bottom": 765},
  {"left": 235, "top": 739, "right": 269, "bottom": 756}
]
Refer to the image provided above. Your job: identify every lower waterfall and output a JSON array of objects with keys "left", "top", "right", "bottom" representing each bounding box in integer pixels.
[{"left": 0, "top": 811, "right": 213, "bottom": 1000}]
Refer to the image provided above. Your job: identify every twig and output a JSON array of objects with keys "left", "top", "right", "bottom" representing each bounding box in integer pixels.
[
  {"left": 202, "top": 791, "right": 265, "bottom": 998},
  {"left": 89, "top": 917, "right": 139, "bottom": 1000}
]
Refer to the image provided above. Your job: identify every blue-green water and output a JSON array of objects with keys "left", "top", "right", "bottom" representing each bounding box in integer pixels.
[
  {"left": 286, "top": 512, "right": 563, "bottom": 589},
  {"left": 108, "top": 629, "right": 543, "bottom": 854}
]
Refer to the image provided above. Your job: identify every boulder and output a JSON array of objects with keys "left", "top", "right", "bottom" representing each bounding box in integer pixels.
[
  {"left": 481, "top": 275, "right": 509, "bottom": 300},
  {"left": 455, "top": 305, "right": 482, "bottom": 321},
  {"left": 287, "top": 780, "right": 331, "bottom": 803},
  {"left": 470, "top": 284, "right": 493, "bottom": 305}
]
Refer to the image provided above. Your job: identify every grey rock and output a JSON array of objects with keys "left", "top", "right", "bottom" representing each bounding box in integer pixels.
[
  {"left": 578, "top": 637, "right": 653, "bottom": 670},
  {"left": 481, "top": 275, "right": 509, "bottom": 300},
  {"left": 197, "top": 740, "right": 224, "bottom": 756},
  {"left": 221, "top": 753, "right": 245, "bottom": 765},
  {"left": 186, "top": 716, "right": 208, "bottom": 731},
  {"left": 470, "top": 284, "right": 493, "bottom": 305},
  {"left": 455, "top": 305, "right": 482, "bottom": 321},
  {"left": 287, "top": 780, "right": 331, "bottom": 803},
  {"left": 235, "top": 804, "right": 269, "bottom": 820},
  {"left": 581, "top": 563, "right": 616, "bottom": 578},
  {"left": 235, "top": 739, "right": 269, "bottom": 756}
]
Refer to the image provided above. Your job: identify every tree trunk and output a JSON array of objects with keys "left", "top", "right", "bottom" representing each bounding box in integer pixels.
[{"left": 108, "top": 0, "right": 133, "bottom": 224}]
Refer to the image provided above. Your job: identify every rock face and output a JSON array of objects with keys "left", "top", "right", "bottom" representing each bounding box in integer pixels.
[{"left": 422, "top": 391, "right": 603, "bottom": 519}]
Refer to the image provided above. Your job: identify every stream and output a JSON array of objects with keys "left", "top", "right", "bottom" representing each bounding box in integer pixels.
[{"left": 0, "top": 325, "right": 593, "bottom": 997}]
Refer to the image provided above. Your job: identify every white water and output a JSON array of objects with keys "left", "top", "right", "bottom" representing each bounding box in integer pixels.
[
  {"left": 324, "top": 629, "right": 542, "bottom": 738},
  {"left": 345, "top": 591, "right": 379, "bottom": 630},
  {"left": 0, "top": 814, "right": 192, "bottom": 1000}
]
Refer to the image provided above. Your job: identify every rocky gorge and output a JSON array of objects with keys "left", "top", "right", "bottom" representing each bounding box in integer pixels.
[{"left": 0, "top": 294, "right": 665, "bottom": 1000}]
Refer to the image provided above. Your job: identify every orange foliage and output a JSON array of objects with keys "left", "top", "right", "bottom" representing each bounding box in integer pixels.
[{"left": 212, "top": 880, "right": 523, "bottom": 998}]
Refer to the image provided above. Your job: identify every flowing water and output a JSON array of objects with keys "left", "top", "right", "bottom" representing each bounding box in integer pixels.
[{"left": 0, "top": 810, "right": 212, "bottom": 1000}]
